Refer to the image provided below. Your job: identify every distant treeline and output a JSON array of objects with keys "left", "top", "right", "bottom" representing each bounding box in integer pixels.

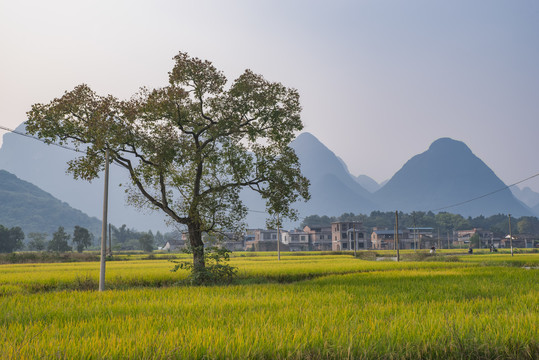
[
  {"left": 301, "top": 211, "right": 539, "bottom": 236},
  {"left": 0, "top": 223, "right": 174, "bottom": 253}
]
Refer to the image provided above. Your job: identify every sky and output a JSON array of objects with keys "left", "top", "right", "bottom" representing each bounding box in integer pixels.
[{"left": 1, "top": 0, "right": 539, "bottom": 192}]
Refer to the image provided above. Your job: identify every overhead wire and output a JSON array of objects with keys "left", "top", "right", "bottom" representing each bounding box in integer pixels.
[
  {"left": 429, "top": 172, "right": 539, "bottom": 212},
  {"left": 1, "top": 124, "right": 122, "bottom": 169}
]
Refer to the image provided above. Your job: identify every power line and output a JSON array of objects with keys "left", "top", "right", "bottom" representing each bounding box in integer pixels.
[
  {"left": 430, "top": 172, "right": 539, "bottom": 212},
  {"left": 0, "top": 124, "right": 85, "bottom": 154},
  {"left": 0, "top": 124, "right": 126, "bottom": 169}
]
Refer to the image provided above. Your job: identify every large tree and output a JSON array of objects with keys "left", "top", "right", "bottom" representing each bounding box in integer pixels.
[
  {"left": 0, "top": 226, "right": 25, "bottom": 253},
  {"left": 72, "top": 226, "right": 93, "bottom": 253},
  {"left": 27, "top": 232, "right": 48, "bottom": 251},
  {"left": 48, "top": 226, "right": 72, "bottom": 252},
  {"left": 27, "top": 52, "right": 309, "bottom": 276}
]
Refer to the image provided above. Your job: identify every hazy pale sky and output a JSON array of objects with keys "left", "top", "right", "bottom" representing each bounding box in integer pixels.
[{"left": 1, "top": 0, "right": 539, "bottom": 192}]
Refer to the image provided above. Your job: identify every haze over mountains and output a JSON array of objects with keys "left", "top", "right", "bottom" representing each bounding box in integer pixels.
[{"left": 0, "top": 124, "right": 536, "bottom": 235}]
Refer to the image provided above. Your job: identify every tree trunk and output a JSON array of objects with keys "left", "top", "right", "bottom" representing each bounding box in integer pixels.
[{"left": 188, "top": 222, "right": 205, "bottom": 272}]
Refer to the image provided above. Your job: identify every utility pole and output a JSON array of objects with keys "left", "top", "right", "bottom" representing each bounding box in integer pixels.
[
  {"left": 395, "top": 211, "right": 400, "bottom": 262},
  {"left": 348, "top": 226, "right": 351, "bottom": 252},
  {"left": 393, "top": 222, "right": 396, "bottom": 251},
  {"left": 353, "top": 222, "right": 357, "bottom": 257},
  {"left": 508, "top": 214, "right": 513, "bottom": 257},
  {"left": 99, "top": 148, "right": 110, "bottom": 292},
  {"left": 413, "top": 214, "right": 417, "bottom": 250},
  {"left": 277, "top": 213, "right": 281, "bottom": 261},
  {"left": 437, "top": 228, "right": 441, "bottom": 250},
  {"left": 108, "top": 223, "right": 112, "bottom": 257}
]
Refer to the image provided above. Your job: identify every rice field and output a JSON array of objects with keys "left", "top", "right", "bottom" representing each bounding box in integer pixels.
[{"left": 0, "top": 252, "right": 537, "bottom": 359}]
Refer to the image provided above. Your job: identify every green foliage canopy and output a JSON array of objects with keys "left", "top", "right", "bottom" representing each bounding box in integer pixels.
[
  {"left": 0, "top": 225, "right": 24, "bottom": 253},
  {"left": 26, "top": 51, "right": 309, "bottom": 276},
  {"left": 27, "top": 232, "right": 47, "bottom": 251},
  {"left": 138, "top": 232, "right": 154, "bottom": 253},
  {"left": 72, "top": 226, "right": 93, "bottom": 253},
  {"left": 47, "top": 226, "right": 72, "bottom": 252}
]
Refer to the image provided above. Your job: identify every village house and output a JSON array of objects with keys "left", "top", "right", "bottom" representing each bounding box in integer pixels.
[
  {"left": 331, "top": 221, "right": 369, "bottom": 251},
  {"left": 500, "top": 233, "right": 538, "bottom": 249},
  {"left": 303, "top": 225, "right": 333, "bottom": 251},
  {"left": 161, "top": 232, "right": 189, "bottom": 251},
  {"left": 283, "top": 229, "right": 310, "bottom": 251},
  {"left": 202, "top": 232, "right": 246, "bottom": 251},
  {"left": 456, "top": 228, "right": 494, "bottom": 248},
  {"left": 371, "top": 227, "right": 411, "bottom": 250},
  {"left": 245, "top": 229, "right": 290, "bottom": 251},
  {"left": 407, "top": 227, "right": 436, "bottom": 249}
]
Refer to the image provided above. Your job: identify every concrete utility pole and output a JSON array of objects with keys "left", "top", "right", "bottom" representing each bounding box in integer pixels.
[
  {"left": 99, "top": 148, "right": 110, "bottom": 292},
  {"left": 353, "top": 222, "right": 357, "bottom": 257},
  {"left": 508, "top": 214, "right": 514, "bottom": 257},
  {"left": 108, "top": 223, "right": 112, "bottom": 257},
  {"left": 348, "top": 226, "right": 351, "bottom": 252},
  {"left": 277, "top": 213, "right": 281, "bottom": 261},
  {"left": 395, "top": 211, "right": 400, "bottom": 262}
]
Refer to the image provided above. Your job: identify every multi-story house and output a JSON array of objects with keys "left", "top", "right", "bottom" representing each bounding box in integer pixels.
[
  {"left": 246, "top": 229, "right": 289, "bottom": 251},
  {"left": 331, "top": 221, "right": 368, "bottom": 251},
  {"left": 303, "top": 225, "right": 333, "bottom": 251},
  {"left": 284, "top": 229, "right": 310, "bottom": 251},
  {"left": 456, "top": 229, "right": 494, "bottom": 248},
  {"left": 407, "top": 227, "right": 435, "bottom": 249},
  {"left": 371, "top": 227, "right": 411, "bottom": 250}
]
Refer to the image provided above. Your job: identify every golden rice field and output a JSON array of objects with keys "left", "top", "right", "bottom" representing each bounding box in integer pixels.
[{"left": 0, "top": 251, "right": 537, "bottom": 359}]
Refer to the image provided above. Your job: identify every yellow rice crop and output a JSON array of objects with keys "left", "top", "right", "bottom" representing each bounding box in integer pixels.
[{"left": 0, "top": 253, "right": 537, "bottom": 359}]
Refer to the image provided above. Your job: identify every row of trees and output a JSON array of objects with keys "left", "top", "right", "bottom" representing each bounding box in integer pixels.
[
  {"left": 20, "top": 226, "right": 93, "bottom": 253},
  {"left": 301, "top": 211, "right": 539, "bottom": 236},
  {"left": 0, "top": 222, "right": 164, "bottom": 253},
  {"left": 0, "top": 225, "right": 93, "bottom": 253},
  {"left": 111, "top": 224, "right": 157, "bottom": 252}
]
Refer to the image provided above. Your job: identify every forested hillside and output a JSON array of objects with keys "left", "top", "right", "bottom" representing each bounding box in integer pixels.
[{"left": 0, "top": 170, "right": 102, "bottom": 236}]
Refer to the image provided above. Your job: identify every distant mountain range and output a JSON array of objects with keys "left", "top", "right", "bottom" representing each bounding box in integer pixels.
[
  {"left": 511, "top": 186, "right": 539, "bottom": 209},
  {"left": 354, "top": 175, "right": 382, "bottom": 193},
  {"left": 373, "top": 137, "right": 532, "bottom": 217},
  {"left": 0, "top": 124, "right": 536, "bottom": 232}
]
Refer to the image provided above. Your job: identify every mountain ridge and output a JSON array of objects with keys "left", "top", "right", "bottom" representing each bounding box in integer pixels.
[
  {"left": 0, "top": 123, "right": 169, "bottom": 232},
  {"left": 373, "top": 137, "right": 532, "bottom": 217},
  {"left": 0, "top": 169, "right": 102, "bottom": 236},
  {"left": 0, "top": 125, "right": 534, "bottom": 229}
]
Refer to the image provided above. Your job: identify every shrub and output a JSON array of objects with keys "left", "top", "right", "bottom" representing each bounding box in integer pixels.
[{"left": 171, "top": 246, "right": 237, "bottom": 285}]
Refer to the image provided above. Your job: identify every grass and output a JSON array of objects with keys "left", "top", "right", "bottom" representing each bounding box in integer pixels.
[{"left": 0, "top": 252, "right": 537, "bottom": 359}]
